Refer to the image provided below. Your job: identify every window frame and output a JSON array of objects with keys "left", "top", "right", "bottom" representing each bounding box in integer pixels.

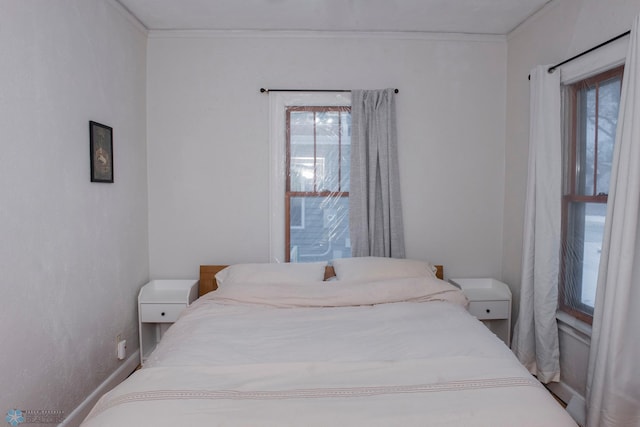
[
  {"left": 560, "top": 65, "right": 624, "bottom": 324},
  {"left": 284, "top": 106, "right": 351, "bottom": 262},
  {"left": 268, "top": 92, "right": 351, "bottom": 263}
]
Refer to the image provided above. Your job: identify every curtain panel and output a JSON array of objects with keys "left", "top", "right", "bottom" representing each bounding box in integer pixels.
[
  {"left": 511, "top": 65, "right": 562, "bottom": 384},
  {"left": 349, "top": 89, "right": 405, "bottom": 258},
  {"left": 586, "top": 14, "right": 640, "bottom": 427}
]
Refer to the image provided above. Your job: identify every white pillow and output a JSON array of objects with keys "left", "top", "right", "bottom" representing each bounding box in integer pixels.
[
  {"left": 215, "top": 262, "right": 328, "bottom": 287},
  {"left": 331, "top": 257, "right": 437, "bottom": 281}
]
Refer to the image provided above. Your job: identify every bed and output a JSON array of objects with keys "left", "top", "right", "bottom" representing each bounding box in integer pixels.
[{"left": 82, "top": 258, "right": 577, "bottom": 427}]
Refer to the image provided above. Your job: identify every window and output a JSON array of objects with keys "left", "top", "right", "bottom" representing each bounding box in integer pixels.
[
  {"left": 560, "top": 66, "right": 623, "bottom": 323},
  {"left": 285, "top": 107, "right": 351, "bottom": 262}
]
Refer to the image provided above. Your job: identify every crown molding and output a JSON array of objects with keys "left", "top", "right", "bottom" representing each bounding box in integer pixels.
[{"left": 147, "top": 29, "right": 505, "bottom": 43}]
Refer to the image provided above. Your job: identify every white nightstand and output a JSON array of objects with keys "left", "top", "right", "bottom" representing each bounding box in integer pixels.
[
  {"left": 138, "top": 279, "right": 198, "bottom": 365},
  {"left": 449, "top": 278, "right": 512, "bottom": 346}
]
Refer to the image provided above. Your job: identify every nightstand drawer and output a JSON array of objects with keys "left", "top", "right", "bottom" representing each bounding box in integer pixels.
[
  {"left": 140, "top": 303, "right": 186, "bottom": 323},
  {"left": 468, "top": 300, "right": 510, "bottom": 320},
  {"left": 138, "top": 279, "right": 199, "bottom": 365}
]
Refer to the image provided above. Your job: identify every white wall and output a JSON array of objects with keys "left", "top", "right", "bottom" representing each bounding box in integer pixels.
[
  {"left": 0, "top": 0, "right": 148, "bottom": 422},
  {"left": 504, "top": 0, "right": 640, "bottom": 405},
  {"left": 147, "top": 31, "right": 507, "bottom": 280}
]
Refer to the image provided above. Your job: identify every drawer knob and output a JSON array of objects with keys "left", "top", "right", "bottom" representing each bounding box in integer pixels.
[
  {"left": 161, "top": 312, "right": 166, "bottom": 316},
  {"left": 486, "top": 309, "right": 491, "bottom": 313}
]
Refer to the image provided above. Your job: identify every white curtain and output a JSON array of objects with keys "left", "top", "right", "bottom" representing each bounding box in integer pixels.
[
  {"left": 350, "top": 89, "right": 405, "bottom": 258},
  {"left": 586, "top": 15, "right": 640, "bottom": 427},
  {"left": 511, "top": 65, "right": 561, "bottom": 384}
]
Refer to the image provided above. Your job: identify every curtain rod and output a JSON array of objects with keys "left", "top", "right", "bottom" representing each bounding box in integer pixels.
[
  {"left": 260, "top": 88, "right": 399, "bottom": 93},
  {"left": 528, "top": 30, "right": 630, "bottom": 80}
]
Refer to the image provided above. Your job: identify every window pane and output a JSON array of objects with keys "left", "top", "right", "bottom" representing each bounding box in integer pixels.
[
  {"left": 582, "top": 203, "right": 606, "bottom": 307},
  {"left": 564, "top": 201, "right": 606, "bottom": 310},
  {"left": 290, "top": 111, "right": 316, "bottom": 192},
  {"left": 290, "top": 110, "right": 314, "bottom": 134},
  {"left": 577, "top": 75, "right": 622, "bottom": 196},
  {"left": 290, "top": 157, "right": 315, "bottom": 191},
  {"left": 290, "top": 197, "right": 304, "bottom": 229},
  {"left": 316, "top": 111, "right": 340, "bottom": 192},
  {"left": 579, "top": 87, "right": 596, "bottom": 195},
  {"left": 289, "top": 196, "right": 351, "bottom": 263},
  {"left": 596, "top": 77, "right": 621, "bottom": 195}
]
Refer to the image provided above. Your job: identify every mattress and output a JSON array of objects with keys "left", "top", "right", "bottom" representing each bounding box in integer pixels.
[{"left": 82, "top": 276, "right": 577, "bottom": 426}]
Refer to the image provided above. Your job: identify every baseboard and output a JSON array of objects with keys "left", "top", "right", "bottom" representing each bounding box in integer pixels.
[
  {"left": 60, "top": 350, "right": 140, "bottom": 427},
  {"left": 566, "top": 394, "right": 586, "bottom": 427},
  {"left": 547, "top": 381, "right": 586, "bottom": 426}
]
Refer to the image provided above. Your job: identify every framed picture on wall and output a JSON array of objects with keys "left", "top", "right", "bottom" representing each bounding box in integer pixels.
[{"left": 89, "top": 121, "right": 113, "bottom": 183}]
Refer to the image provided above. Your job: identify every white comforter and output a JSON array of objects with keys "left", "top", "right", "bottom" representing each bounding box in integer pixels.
[{"left": 82, "top": 277, "right": 576, "bottom": 426}]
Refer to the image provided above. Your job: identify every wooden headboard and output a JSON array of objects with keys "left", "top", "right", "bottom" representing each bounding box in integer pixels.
[{"left": 199, "top": 264, "right": 444, "bottom": 297}]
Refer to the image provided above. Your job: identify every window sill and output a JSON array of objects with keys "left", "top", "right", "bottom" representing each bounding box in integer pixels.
[{"left": 556, "top": 310, "right": 592, "bottom": 341}]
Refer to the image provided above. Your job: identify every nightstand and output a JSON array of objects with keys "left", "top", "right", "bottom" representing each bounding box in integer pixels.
[
  {"left": 138, "top": 279, "right": 198, "bottom": 365},
  {"left": 449, "top": 278, "right": 512, "bottom": 346}
]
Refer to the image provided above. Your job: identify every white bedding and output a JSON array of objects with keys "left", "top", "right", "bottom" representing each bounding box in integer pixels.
[{"left": 82, "top": 276, "right": 576, "bottom": 426}]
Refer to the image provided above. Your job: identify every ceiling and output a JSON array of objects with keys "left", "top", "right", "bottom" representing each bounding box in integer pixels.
[{"left": 116, "top": 0, "right": 553, "bottom": 35}]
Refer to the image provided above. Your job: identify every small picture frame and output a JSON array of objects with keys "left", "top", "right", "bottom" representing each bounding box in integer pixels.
[{"left": 89, "top": 121, "right": 113, "bottom": 183}]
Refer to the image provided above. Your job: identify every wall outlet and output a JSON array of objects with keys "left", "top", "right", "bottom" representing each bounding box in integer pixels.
[
  {"left": 117, "top": 339, "right": 127, "bottom": 360},
  {"left": 116, "top": 334, "right": 123, "bottom": 359}
]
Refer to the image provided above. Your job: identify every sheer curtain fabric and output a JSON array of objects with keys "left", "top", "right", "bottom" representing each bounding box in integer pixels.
[
  {"left": 349, "top": 89, "right": 405, "bottom": 258},
  {"left": 511, "top": 65, "right": 561, "bottom": 384},
  {"left": 586, "top": 15, "right": 640, "bottom": 427}
]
